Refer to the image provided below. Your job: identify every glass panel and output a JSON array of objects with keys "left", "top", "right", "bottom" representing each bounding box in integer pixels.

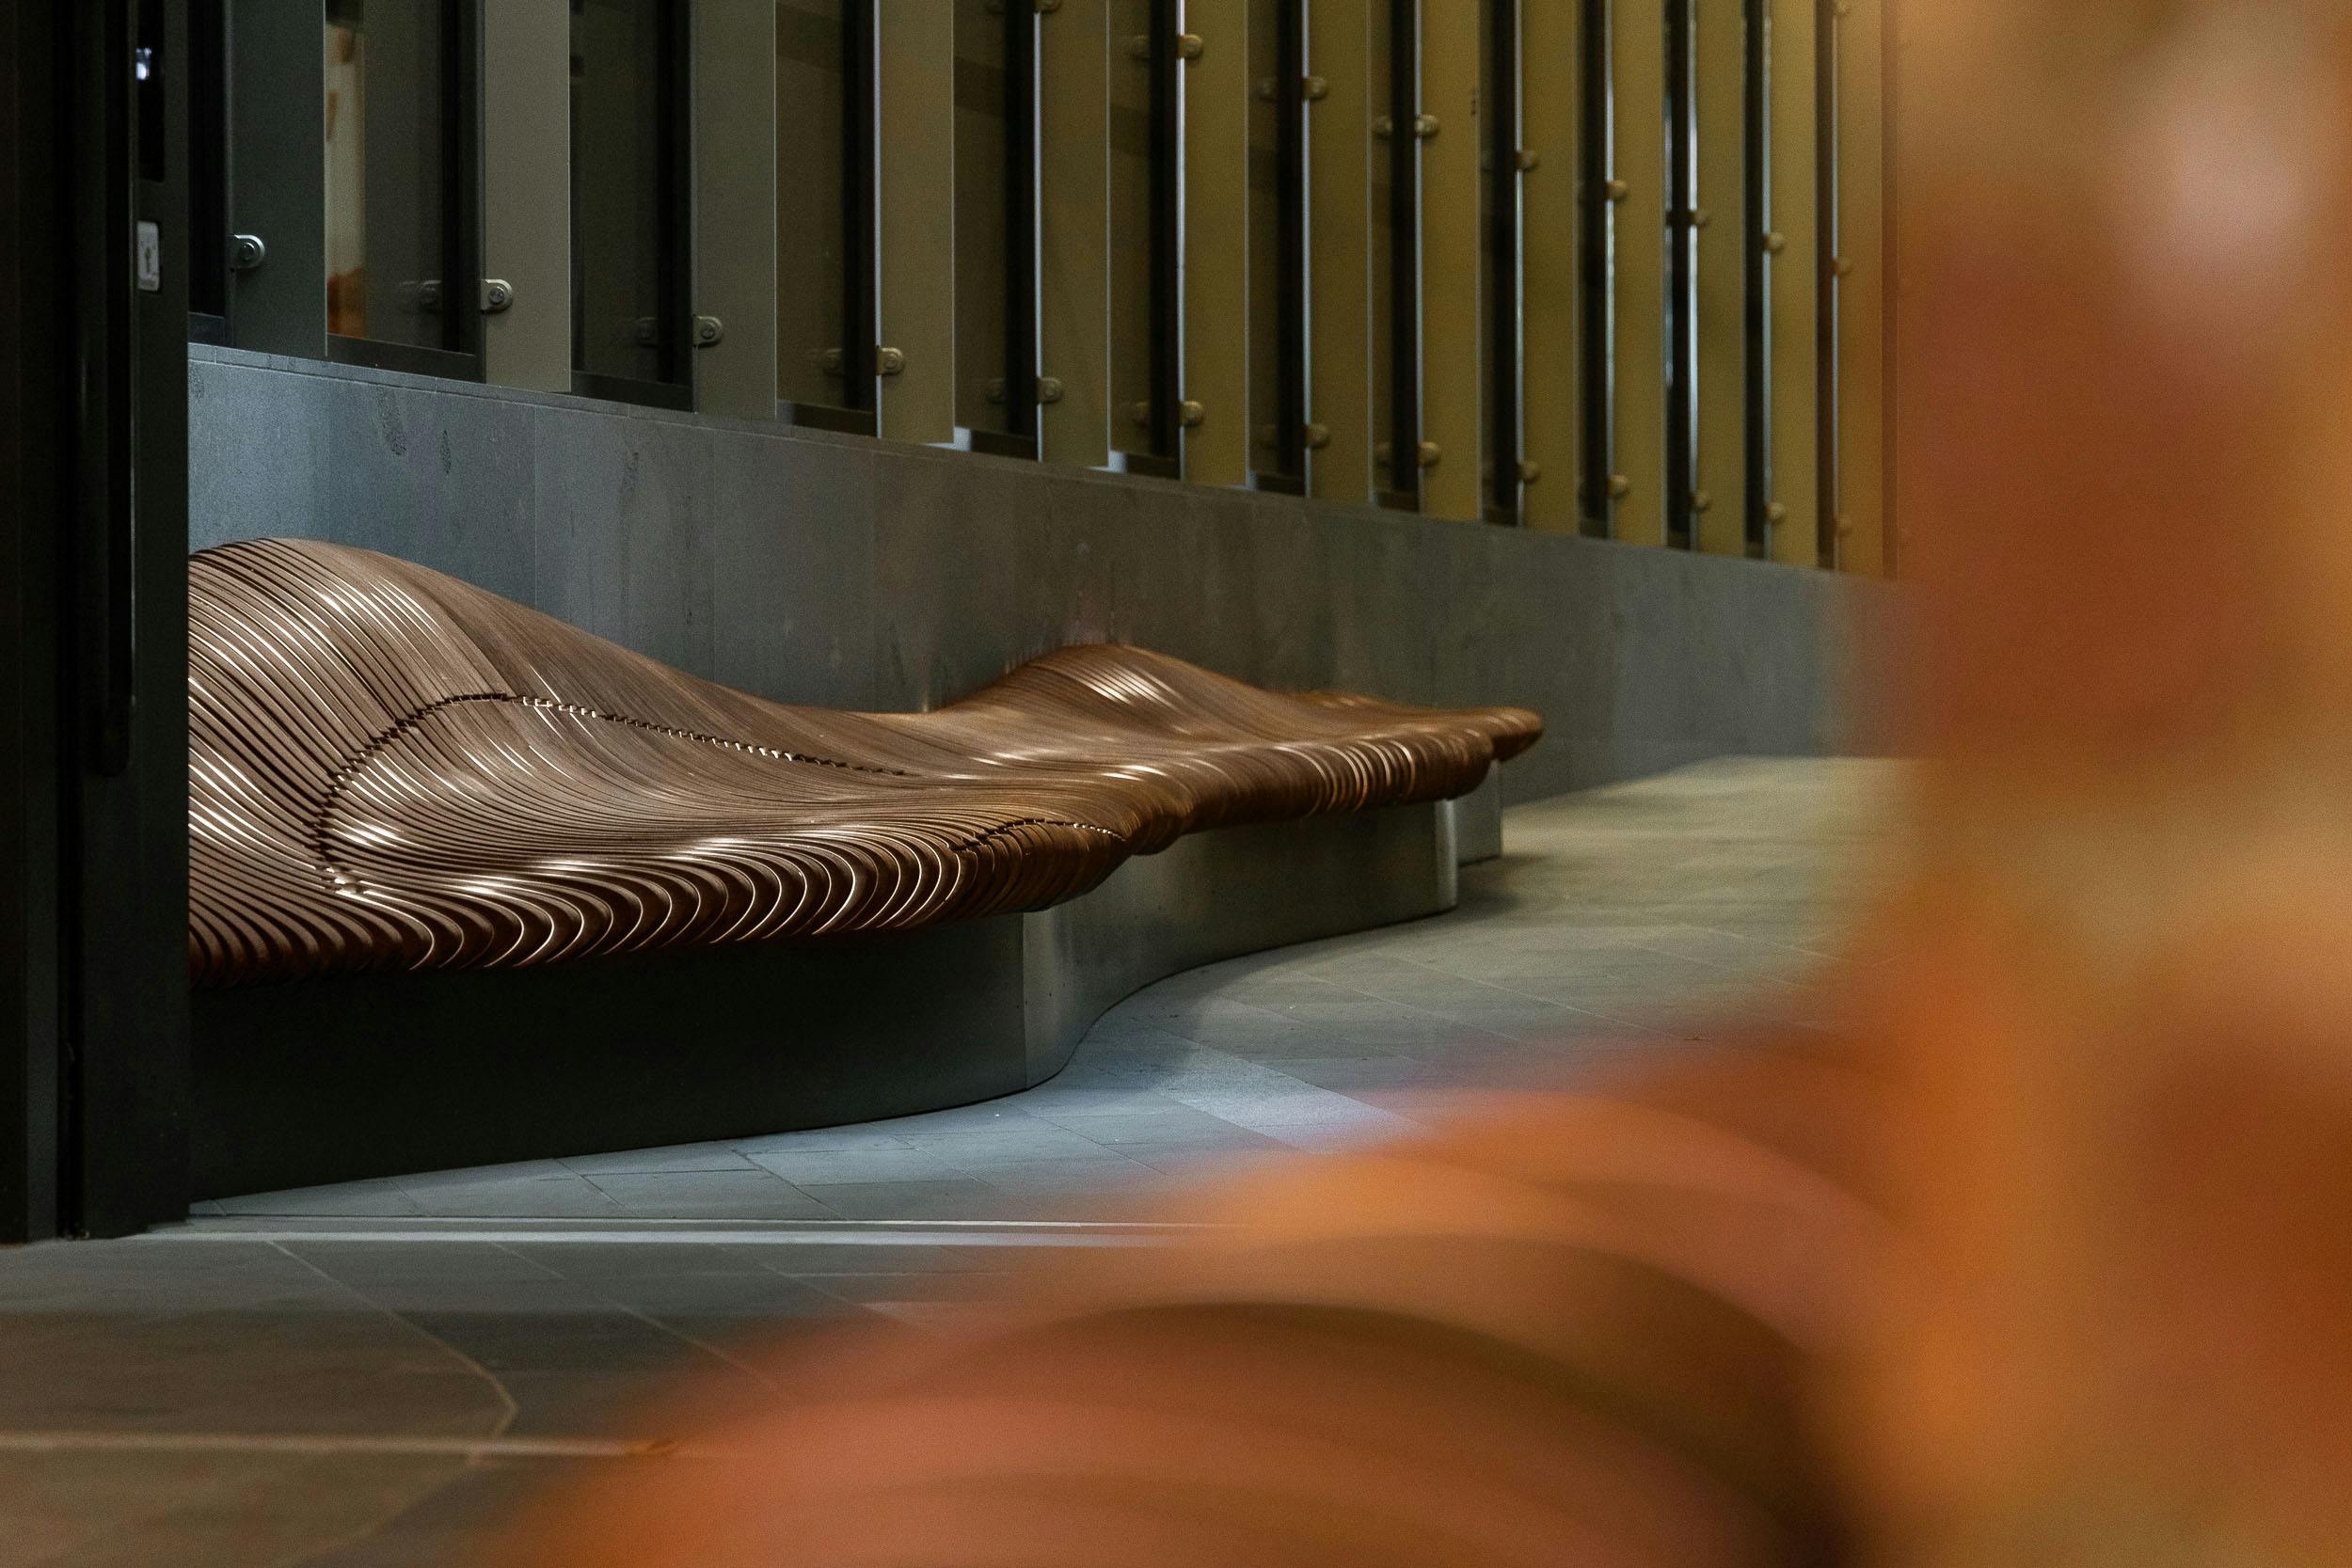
[
  {"left": 1109, "top": 0, "right": 1165, "bottom": 462},
  {"left": 955, "top": 0, "right": 1017, "bottom": 435},
  {"left": 776, "top": 0, "right": 850, "bottom": 406},
  {"left": 571, "top": 0, "right": 676, "bottom": 387},
  {"left": 323, "top": 0, "right": 449, "bottom": 350},
  {"left": 1248, "top": 0, "right": 1299, "bottom": 484}
]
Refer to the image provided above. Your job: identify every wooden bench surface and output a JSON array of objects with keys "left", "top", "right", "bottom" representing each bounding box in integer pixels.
[{"left": 190, "top": 538, "right": 1540, "bottom": 990}]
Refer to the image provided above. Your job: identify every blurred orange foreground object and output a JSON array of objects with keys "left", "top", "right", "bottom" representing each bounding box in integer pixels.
[
  {"left": 493, "top": 1059, "right": 1885, "bottom": 1568},
  {"left": 493, "top": 0, "right": 2352, "bottom": 1563}
]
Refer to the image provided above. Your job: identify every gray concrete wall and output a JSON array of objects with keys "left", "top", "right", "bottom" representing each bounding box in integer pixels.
[{"left": 188, "top": 345, "right": 1899, "bottom": 803}]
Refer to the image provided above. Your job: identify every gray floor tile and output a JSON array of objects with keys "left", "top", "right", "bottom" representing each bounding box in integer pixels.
[
  {"left": 8, "top": 758, "right": 1901, "bottom": 1568},
  {"left": 559, "top": 1144, "right": 760, "bottom": 1176},
  {"left": 401, "top": 1177, "right": 629, "bottom": 1220},
  {"left": 803, "top": 1272, "right": 1019, "bottom": 1307},
  {"left": 214, "top": 1180, "right": 424, "bottom": 1218},
  {"left": 580, "top": 1171, "right": 838, "bottom": 1220},
  {"left": 741, "top": 1148, "right": 962, "bottom": 1185},
  {"left": 786, "top": 1178, "right": 1005, "bottom": 1221}
]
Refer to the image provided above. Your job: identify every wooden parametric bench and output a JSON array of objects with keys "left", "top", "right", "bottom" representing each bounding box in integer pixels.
[{"left": 188, "top": 539, "right": 1541, "bottom": 1197}]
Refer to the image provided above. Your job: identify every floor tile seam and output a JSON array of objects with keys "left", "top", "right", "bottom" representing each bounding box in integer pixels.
[
  {"left": 0, "top": 1429, "right": 716, "bottom": 1461},
  {"left": 746, "top": 1147, "right": 1152, "bottom": 1186},
  {"left": 262, "top": 1239, "right": 523, "bottom": 1442},
  {"left": 580, "top": 1164, "right": 848, "bottom": 1220},
  {"left": 151, "top": 1227, "right": 1184, "bottom": 1248},
  {"left": 1230, "top": 989, "right": 1528, "bottom": 1035},
  {"left": 248, "top": 1458, "right": 473, "bottom": 1568},
  {"left": 517, "top": 1243, "right": 786, "bottom": 1397},
  {"left": 937, "top": 1148, "right": 1164, "bottom": 1179},
  {"left": 1611, "top": 941, "right": 1813, "bottom": 990},
  {"left": 1359, "top": 954, "right": 1560, "bottom": 1004},
  {"left": 1401, "top": 969, "right": 1673, "bottom": 1036},
  {"left": 556, "top": 1155, "right": 762, "bottom": 1178}
]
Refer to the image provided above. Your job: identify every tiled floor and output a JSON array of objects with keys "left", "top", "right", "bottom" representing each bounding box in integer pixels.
[{"left": 0, "top": 757, "right": 1903, "bottom": 1568}]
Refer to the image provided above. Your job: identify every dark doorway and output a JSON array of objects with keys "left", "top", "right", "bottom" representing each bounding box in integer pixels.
[{"left": 2, "top": 0, "right": 193, "bottom": 1241}]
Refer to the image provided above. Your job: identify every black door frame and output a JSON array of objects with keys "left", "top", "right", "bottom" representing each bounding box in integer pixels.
[{"left": 2, "top": 0, "right": 193, "bottom": 1243}]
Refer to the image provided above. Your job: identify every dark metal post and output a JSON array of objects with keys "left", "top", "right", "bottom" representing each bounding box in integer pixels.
[
  {"left": 1743, "top": 0, "right": 1772, "bottom": 555},
  {"left": 1387, "top": 0, "right": 1421, "bottom": 510},
  {"left": 1487, "top": 0, "right": 1524, "bottom": 526}
]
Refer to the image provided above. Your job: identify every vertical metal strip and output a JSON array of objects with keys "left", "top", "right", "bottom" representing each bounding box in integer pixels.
[
  {"left": 1765, "top": 0, "right": 1818, "bottom": 564},
  {"left": 1148, "top": 0, "right": 1182, "bottom": 461},
  {"left": 479, "top": 0, "right": 571, "bottom": 391},
  {"left": 1306, "top": 0, "right": 1375, "bottom": 503},
  {"left": 1664, "top": 0, "right": 1693, "bottom": 546},
  {"left": 1038, "top": 0, "right": 1112, "bottom": 467},
  {"left": 1487, "top": 0, "right": 1524, "bottom": 526},
  {"left": 1578, "top": 0, "right": 1611, "bottom": 534},
  {"left": 1386, "top": 0, "right": 1422, "bottom": 510},
  {"left": 878, "top": 0, "right": 958, "bottom": 442},
  {"left": 1741, "top": 0, "right": 1768, "bottom": 552},
  {"left": 691, "top": 0, "right": 778, "bottom": 417},
  {"left": 1832, "top": 0, "right": 1883, "bottom": 574},
  {"left": 1813, "top": 0, "right": 1836, "bottom": 565},
  {"left": 1269, "top": 0, "right": 1308, "bottom": 486},
  {"left": 1608, "top": 0, "right": 1666, "bottom": 546},
  {"left": 1692, "top": 0, "right": 1747, "bottom": 552},
  {"left": 1518, "top": 0, "right": 1579, "bottom": 532},
  {"left": 1007, "top": 0, "right": 1041, "bottom": 449},
  {"left": 1416, "top": 0, "right": 1479, "bottom": 520},
  {"left": 1183, "top": 0, "right": 1251, "bottom": 486}
]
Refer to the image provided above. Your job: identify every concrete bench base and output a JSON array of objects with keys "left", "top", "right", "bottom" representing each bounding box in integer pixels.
[{"left": 192, "top": 796, "right": 1483, "bottom": 1199}]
